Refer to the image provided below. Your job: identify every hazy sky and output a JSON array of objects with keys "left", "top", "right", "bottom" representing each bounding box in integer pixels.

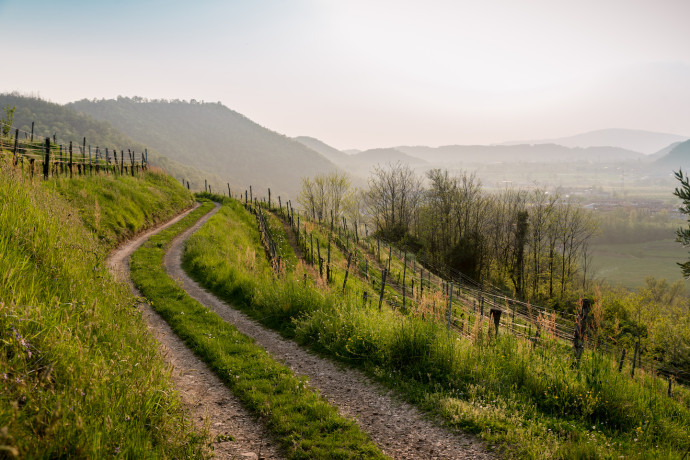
[{"left": 2, "top": 0, "right": 689, "bottom": 149}]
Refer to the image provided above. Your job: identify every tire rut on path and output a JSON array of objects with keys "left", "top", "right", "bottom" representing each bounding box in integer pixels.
[
  {"left": 107, "top": 203, "right": 283, "bottom": 460},
  {"left": 165, "top": 206, "right": 496, "bottom": 460}
]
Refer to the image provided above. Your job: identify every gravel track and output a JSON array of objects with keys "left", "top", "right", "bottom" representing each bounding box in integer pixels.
[
  {"left": 165, "top": 204, "right": 496, "bottom": 460},
  {"left": 107, "top": 203, "right": 283, "bottom": 460}
]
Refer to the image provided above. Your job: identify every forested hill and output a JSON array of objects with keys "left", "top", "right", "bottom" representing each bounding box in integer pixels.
[
  {"left": 69, "top": 97, "right": 340, "bottom": 196},
  {"left": 0, "top": 93, "right": 216, "bottom": 188},
  {"left": 655, "top": 139, "right": 690, "bottom": 172}
]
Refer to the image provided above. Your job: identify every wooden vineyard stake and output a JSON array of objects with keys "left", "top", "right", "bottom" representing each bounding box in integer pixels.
[
  {"left": 378, "top": 269, "right": 387, "bottom": 311},
  {"left": 402, "top": 252, "right": 407, "bottom": 307},
  {"left": 327, "top": 240, "right": 331, "bottom": 282},
  {"left": 317, "top": 239, "right": 322, "bottom": 277},
  {"left": 342, "top": 252, "right": 352, "bottom": 293},
  {"left": 43, "top": 138, "right": 50, "bottom": 179},
  {"left": 618, "top": 348, "right": 626, "bottom": 372}
]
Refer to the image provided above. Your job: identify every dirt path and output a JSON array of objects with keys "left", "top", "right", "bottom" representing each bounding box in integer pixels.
[
  {"left": 107, "top": 204, "right": 284, "bottom": 460},
  {"left": 165, "top": 207, "right": 496, "bottom": 459}
]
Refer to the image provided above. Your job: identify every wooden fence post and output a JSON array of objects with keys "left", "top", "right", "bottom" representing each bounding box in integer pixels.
[
  {"left": 490, "top": 309, "right": 502, "bottom": 336},
  {"left": 618, "top": 348, "right": 626, "bottom": 372},
  {"left": 342, "top": 252, "right": 352, "bottom": 293},
  {"left": 120, "top": 150, "right": 124, "bottom": 175},
  {"left": 631, "top": 342, "right": 639, "bottom": 377},
  {"left": 402, "top": 252, "right": 407, "bottom": 307},
  {"left": 327, "top": 240, "right": 331, "bottom": 282},
  {"left": 310, "top": 233, "right": 314, "bottom": 265},
  {"left": 43, "top": 138, "right": 50, "bottom": 179},
  {"left": 268, "top": 188, "right": 271, "bottom": 208},
  {"left": 317, "top": 239, "right": 322, "bottom": 277},
  {"left": 573, "top": 299, "right": 592, "bottom": 366},
  {"left": 12, "top": 129, "right": 19, "bottom": 166},
  {"left": 69, "top": 141, "right": 73, "bottom": 178},
  {"left": 388, "top": 245, "right": 392, "bottom": 271},
  {"left": 379, "top": 269, "right": 387, "bottom": 311}
]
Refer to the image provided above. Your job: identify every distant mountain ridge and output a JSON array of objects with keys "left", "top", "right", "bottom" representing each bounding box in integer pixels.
[
  {"left": 396, "top": 143, "right": 645, "bottom": 164},
  {"left": 501, "top": 128, "right": 688, "bottom": 155},
  {"left": 69, "top": 98, "right": 340, "bottom": 196}
]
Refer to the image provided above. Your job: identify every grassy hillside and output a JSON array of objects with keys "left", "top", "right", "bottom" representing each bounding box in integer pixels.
[
  {"left": 0, "top": 93, "right": 219, "bottom": 192},
  {"left": 69, "top": 97, "right": 340, "bottom": 197},
  {"left": 0, "top": 156, "right": 205, "bottom": 457},
  {"left": 183, "top": 198, "right": 690, "bottom": 459}
]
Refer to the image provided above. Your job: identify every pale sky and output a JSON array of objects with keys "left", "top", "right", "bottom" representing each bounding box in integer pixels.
[{"left": 2, "top": 0, "right": 689, "bottom": 150}]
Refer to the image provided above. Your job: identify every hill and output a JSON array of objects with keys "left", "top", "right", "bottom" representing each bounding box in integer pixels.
[
  {"left": 69, "top": 97, "right": 340, "bottom": 197},
  {"left": 649, "top": 141, "right": 683, "bottom": 161},
  {"left": 397, "top": 143, "right": 644, "bottom": 164},
  {"left": 294, "top": 135, "right": 350, "bottom": 165},
  {"left": 0, "top": 93, "right": 215, "bottom": 190},
  {"left": 502, "top": 128, "right": 688, "bottom": 154},
  {"left": 655, "top": 139, "right": 690, "bottom": 173},
  {"left": 349, "top": 147, "right": 426, "bottom": 173}
]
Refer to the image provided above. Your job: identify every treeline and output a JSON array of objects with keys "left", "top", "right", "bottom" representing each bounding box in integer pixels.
[{"left": 363, "top": 163, "right": 597, "bottom": 306}]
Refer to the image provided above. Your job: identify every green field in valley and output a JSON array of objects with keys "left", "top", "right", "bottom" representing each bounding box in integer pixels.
[{"left": 591, "top": 238, "right": 690, "bottom": 290}]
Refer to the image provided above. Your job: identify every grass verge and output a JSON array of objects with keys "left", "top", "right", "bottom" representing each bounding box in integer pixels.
[
  {"left": 184, "top": 198, "right": 690, "bottom": 459},
  {"left": 0, "top": 160, "right": 205, "bottom": 458},
  {"left": 130, "top": 199, "right": 386, "bottom": 459}
]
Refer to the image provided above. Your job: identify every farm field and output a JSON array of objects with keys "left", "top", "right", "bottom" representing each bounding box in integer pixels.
[{"left": 591, "top": 238, "right": 690, "bottom": 289}]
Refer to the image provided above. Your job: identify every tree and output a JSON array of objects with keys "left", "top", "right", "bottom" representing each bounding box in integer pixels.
[
  {"left": 673, "top": 169, "right": 690, "bottom": 277},
  {"left": 366, "top": 162, "right": 422, "bottom": 240},
  {"left": 1, "top": 104, "right": 16, "bottom": 137}
]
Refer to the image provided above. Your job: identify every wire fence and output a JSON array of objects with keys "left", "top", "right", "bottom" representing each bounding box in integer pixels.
[
  {"left": 0, "top": 120, "right": 149, "bottom": 178},
  {"left": 235, "top": 185, "right": 689, "bottom": 390}
]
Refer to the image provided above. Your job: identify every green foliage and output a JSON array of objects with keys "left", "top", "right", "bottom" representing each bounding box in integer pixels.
[
  {"left": 131, "top": 201, "right": 385, "bottom": 459},
  {"left": 1, "top": 104, "right": 15, "bottom": 137},
  {"left": 185, "top": 197, "right": 690, "bottom": 459},
  {"left": 0, "top": 159, "right": 205, "bottom": 458},
  {"left": 673, "top": 169, "right": 690, "bottom": 278}
]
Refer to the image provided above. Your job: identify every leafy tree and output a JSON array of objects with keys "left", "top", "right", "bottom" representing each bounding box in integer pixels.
[
  {"left": 1, "top": 104, "right": 16, "bottom": 137},
  {"left": 673, "top": 169, "right": 690, "bottom": 277}
]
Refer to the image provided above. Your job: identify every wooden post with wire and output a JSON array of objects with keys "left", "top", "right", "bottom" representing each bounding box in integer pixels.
[
  {"left": 43, "top": 138, "right": 50, "bottom": 179},
  {"left": 378, "top": 269, "right": 387, "bottom": 311}
]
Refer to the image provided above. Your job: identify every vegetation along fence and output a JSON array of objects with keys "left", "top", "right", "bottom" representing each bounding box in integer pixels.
[
  {"left": 232, "top": 184, "right": 688, "bottom": 392},
  {"left": 0, "top": 120, "right": 148, "bottom": 178}
]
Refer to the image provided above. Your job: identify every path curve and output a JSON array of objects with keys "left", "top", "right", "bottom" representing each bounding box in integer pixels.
[
  {"left": 107, "top": 203, "right": 284, "bottom": 460},
  {"left": 165, "top": 205, "right": 495, "bottom": 460}
]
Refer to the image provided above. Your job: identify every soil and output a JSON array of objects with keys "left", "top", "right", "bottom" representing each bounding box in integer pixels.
[
  {"left": 107, "top": 204, "right": 284, "bottom": 460},
  {"left": 164, "top": 205, "right": 497, "bottom": 460}
]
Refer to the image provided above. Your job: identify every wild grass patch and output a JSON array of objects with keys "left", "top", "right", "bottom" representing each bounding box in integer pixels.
[
  {"left": 131, "top": 200, "right": 385, "bottom": 459},
  {"left": 0, "top": 160, "right": 205, "bottom": 458},
  {"left": 184, "top": 198, "right": 690, "bottom": 459}
]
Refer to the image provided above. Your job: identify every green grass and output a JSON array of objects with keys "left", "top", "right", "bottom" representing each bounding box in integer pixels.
[
  {"left": 131, "top": 199, "right": 386, "bottom": 460},
  {"left": 591, "top": 239, "right": 690, "bottom": 290},
  {"left": 0, "top": 160, "right": 205, "bottom": 458},
  {"left": 184, "top": 197, "right": 690, "bottom": 459},
  {"left": 48, "top": 168, "right": 195, "bottom": 247}
]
